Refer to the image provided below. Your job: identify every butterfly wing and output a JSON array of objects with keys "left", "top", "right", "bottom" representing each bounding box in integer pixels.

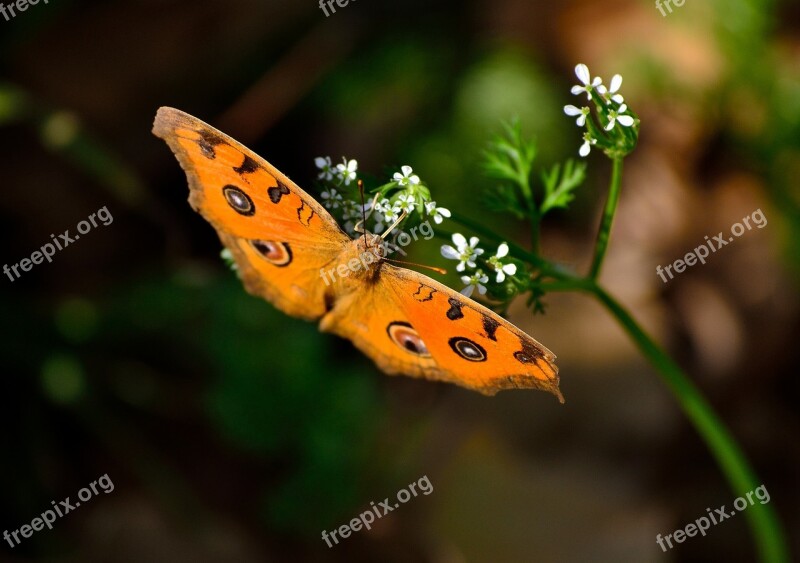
[
  {"left": 153, "top": 107, "right": 349, "bottom": 320},
  {"left": 320, "top": 263, "right": 562, "bottom": 401}
]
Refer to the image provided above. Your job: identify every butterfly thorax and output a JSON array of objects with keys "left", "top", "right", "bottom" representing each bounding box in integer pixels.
[{"left": 327, "top": 233, "right": 386, "bottom": 293}]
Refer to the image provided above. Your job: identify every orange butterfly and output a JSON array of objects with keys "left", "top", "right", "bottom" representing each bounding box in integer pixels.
[{"left": 152, "top": 107, "right": 563, "bottom": 402}]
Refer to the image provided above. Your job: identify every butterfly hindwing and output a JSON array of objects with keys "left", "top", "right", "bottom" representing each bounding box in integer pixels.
[{"left": 320, "top": 263, "right": 562, "bottom": 400}]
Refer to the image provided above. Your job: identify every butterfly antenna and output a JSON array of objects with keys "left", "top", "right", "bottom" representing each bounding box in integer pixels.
[
  {"left": 381, "top": 210, "right": 407, "bottom": 240},
  {"left": 355, "top": 190, "right": 381, "bottom": 237},
  {"left": 358, "top": 179, "right": 368, "bottom": 247},
  {"left": 383, "top": 257, "right": 447, "bottom": 275}
]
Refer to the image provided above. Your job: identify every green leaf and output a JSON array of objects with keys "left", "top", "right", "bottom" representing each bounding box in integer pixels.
[
  {"left": 540, "top": 159, "right": 587, "bottom": 215},
  {"left": 481, "top": 183, "right": 527, "bottom": 219}
]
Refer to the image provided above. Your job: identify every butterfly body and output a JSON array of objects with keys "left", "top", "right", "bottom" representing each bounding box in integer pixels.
[{"left": 153, "top": 107, "right": 563, "bottom": 402}]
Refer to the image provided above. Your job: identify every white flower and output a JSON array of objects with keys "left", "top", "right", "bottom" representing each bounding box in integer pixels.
[
  {"left": 315, "top": 156, "right": 334, "bottom": 181},
  {"left": 397, "top": 193, "right": 417, "bottom": 214},
  {"left": 605, "top": 104, "right": 635, "bottom": 131},
  {"left": 579, "top": 133, "right": 597, "bottom": 157},
  {"left": 367, "top": 199, "right": 399, "bottom": 233},
  {"left": 341, "top": 199, "right": 360, "bottom": 220},
  {"left": 564, "top": 105, "right": 590, "bottom": 127},
  {"left": 598, "top": 74, "right": 625, "bottom": 104},
  {"left": 571, "top": 63, "right": 602, "bottom": 100},
  {"left": 440, "top": 233, "right": 485, "bottom": 272},
  {"left": 321, "top": 188, "right": 343, "bottom": 209},
  {"left": 486, "top": 243, "right": 518, "bottom": 282},
  {"left": 335, "top": 158, "right": 358, "bottom": 185},
  {"left": 379, "top": 199, "right": 403, "bottom": 224},
  {"left": 393, "top": 165, "right": 420, "bottom": 187},
  {"left": 460, "top": 270, "right": 489, "bottom": 297},
  {"left": 425, "top": 201, "right": 451, "bottom": 224}
]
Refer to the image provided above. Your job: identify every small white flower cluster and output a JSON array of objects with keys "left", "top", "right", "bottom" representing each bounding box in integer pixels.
[
  {"left": 440, "top": 234, "right": 517, "bottom": 297},
  {"left": 315, "top": 156, "right": 358, "bottom": 185},
  {"left": 564, "top": 64, "right": 636, "bottom": 157},
  {"left": 315, "top": 158, "right": 450, "bottom": 236}
]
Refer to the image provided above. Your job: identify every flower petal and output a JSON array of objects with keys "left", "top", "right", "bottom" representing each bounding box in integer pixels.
[
  {"left": 564, "top": 105, "right": 582, "bottom": 116},
  {"left": 617, "top": 115, "right": 635, "bottom": 127},
  {"left": 497, "top": 243, "right": 509, "bottom": 258},
  {"left": 441, "top": 245, "right": 460, "bottom": 260},
  {"left": 609, "top": 74, "right": 622, "bottom": 93},
  {"left": 452, "top": 233, "right": 467, "bottom": 249},
  {"left": 579, "top": 142, "right": 591, "bottom": 157},
  {"left": 575, "top": 64, "right": 590, "bottom": 85}
]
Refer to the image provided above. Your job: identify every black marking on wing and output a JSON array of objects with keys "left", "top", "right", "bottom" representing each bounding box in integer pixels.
[
  {"left": 446, "top": 297, "right": 464, "bottom": 320},
  {"left": 197, "top": 130, "right": 225, "bottom": 159},
  {"left": 412, "top": 284, "right": 437, "bottom": 302},
  {"left": 296, "top": 201, "right": 315, "bottom": 227},
  {"left": 513, "top": 338, "right": 545, "bottom": 364},
  {"left": 449, "top": 337, "right": 487, "bottom": 362},
  {"left": 234, "top": 155, "right": 259, "bottom": 175},
  {"left": 482, "top": 316, "right": 500, "bottom": 341},
  {"left": 268, "top": 182, "right": 291, "bottom": 204}
]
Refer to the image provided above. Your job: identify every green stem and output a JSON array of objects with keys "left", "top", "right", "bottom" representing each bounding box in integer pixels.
[
  {"left": 589, "top": 157, "right": 623, "bottom": 279},
  {"left": 589, "top": 283, "right": 789, "bottom": 563},
  {"left": 441, "top": 206, "right": 789, "bottom": 562}
]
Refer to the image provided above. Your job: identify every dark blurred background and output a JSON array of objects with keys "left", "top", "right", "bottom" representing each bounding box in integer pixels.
[{"left": 1, "top": 0, "right": 799, "bottom": 561}]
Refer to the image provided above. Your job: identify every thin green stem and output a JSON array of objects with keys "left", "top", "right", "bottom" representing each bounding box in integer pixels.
[
  {"left": 590, "top": 283, "right": 789, "bottom": 563},
  {"left": 440, "top": 214, "right": 789, "bottom": 561},
  {"left": 589, "top": 157, "right": 623, "bottom": 279}
]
